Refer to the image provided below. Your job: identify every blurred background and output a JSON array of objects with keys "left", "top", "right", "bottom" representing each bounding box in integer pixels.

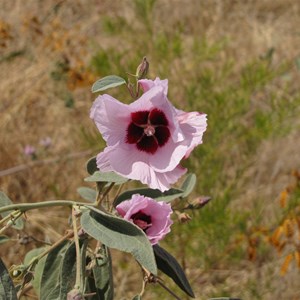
[{"left": 1, "top": 0, "right": 300, "bottom": 299}]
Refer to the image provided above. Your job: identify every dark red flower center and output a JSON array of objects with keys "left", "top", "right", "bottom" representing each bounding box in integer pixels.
[
  {"left": 131, "top": 211, "right": 152, "bottom": 231},
  {"left": 126, "top": 108, "right": 170, "bottom": 154}
]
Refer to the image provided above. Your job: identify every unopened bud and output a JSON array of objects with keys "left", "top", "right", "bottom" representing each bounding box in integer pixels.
[
  {"left": 67, "top": 289, "right": 84, "bottom": 300},
  {"left": 178, "top": 213, "right": 192, "bottom": 223},
  {"left": 77, "top": 228, "right": 86, "bottom": 238},
  {"left": 191, "top": 196, "right": 211, "bottom": 209},
  {"left": 136, "top": 56, "right": 149, "bottom": 79}
]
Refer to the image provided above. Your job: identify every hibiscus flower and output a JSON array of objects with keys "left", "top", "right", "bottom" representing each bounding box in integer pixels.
[
  {"left": 116, "top": 194, "right": 173, "bottom": 245},
  {"left": 90, "top": 78, "right": 207, "bottom": 191}
]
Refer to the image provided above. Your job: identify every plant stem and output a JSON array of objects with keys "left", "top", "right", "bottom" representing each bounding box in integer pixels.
[
  {"left": 157, "top": 280, "right": 181, "bottom": 300},
  {"left": 0, "top": 225, "right": 9, "bottom": 235},
  {"left": 139, "top": 275, "right": 147, "bottom": 297},
  {"left": 0, "top": 211, "right": 23, "bottom": 235},
  {"left": 0, "top": 213, "right": 12, "bottom": 226},
  {"left": 96, "top": 183, "right": 115, "bottom": 206},
  {"left": 24, "top": 230, "right": 75, "bottom": 272},
  {"left": 72, "top": 206, "right": 82, "bottom": 290},
  {"left": 111, "top": 183, "right": 125, "bottom": 211},
  {"left": 0, "top": 200, "right": 95, "bottom": 215}
]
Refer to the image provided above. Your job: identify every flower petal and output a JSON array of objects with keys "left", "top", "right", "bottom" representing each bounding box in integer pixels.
[
  {"left": 116, "top": 194, "right": 173, "bottom": 245},
  {"left": 96, "top": 143, "right": 184, "bottom": 191},
  {"left": 90, "top": 94, "right": 131, "bottom": 146},
  {"left": 139, "top": 78, "right": 168, "bottom": 95},
  {"left": 176, "top": 111, "right": 208, "bottom": 158},
  {"left": 116, "top": 195, "right": 148, "bottom": 220}
]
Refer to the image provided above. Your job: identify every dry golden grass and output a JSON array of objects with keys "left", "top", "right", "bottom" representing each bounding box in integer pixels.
[{"left": 1, "top": 0, "right": 300, "bottom": 299}]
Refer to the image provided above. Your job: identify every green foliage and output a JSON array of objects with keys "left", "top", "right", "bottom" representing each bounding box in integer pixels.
[
  {"left": 91, "top": 75, "right": 126, "bottom": 93},
  {"left": 24, "top": 248, "right": 46, "bottom": 295},
  {"left": 50, "top": 59, "right": 69, "bottom": 82},
  {"left": 0, "top": 235, "right": 10, "bottom": 244},
  {"left": 133, "top": 0, "right": 156, "bottom": 33},
  {"left": 84, "top": 170, "right": 128, "bottom": 184},
  {"left": 0, "top": 258, "right": 17, "bottom": 300},
  {"left": 90, "top": 49, "right": 124, "bottom": 77},
  {"left": 153, "top": 245, "right": 195, "bottom": 298},
  {"left": 113, "top": 173, "right": 196, "bottom": 207},
  {"left": 180, "top": 173, "right": 196, "bottom": 198},
  {"left": 81, "top": 206, "right": 157, "bottom": 275},
  {"left": 0, "top": 49, "right": 26, "bottom": 63},
  {"left": 102, "top": 16, "right": 128, "bottom": 35},
  {"left": 77, "top": 187, "right": 96, "bottom": 202},
  {"left": 86, "top": 156, "right": 98, "bottom": 175},
  {"left": 89, "top": 245, "right": 114, "bottom": 300},
  {"left": 114, "top": 187, "right": 184, "bottom": 206},
  {"left": 39, "top": 241, "right": 71, "bottom": 299},
  {"left": 0, "top": 191, "right": 24, "bottom": 230}
]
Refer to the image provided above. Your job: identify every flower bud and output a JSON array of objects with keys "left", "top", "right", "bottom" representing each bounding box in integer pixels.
[
  {"left": 191, "top": 196, "right": 211, "bottom": 209},
  {"left": 136, "top": 57, "right": 149, "bottom": 79},
  {"left": 67, "top": 289, "right": 84, "bottom": 300},
  {"left": 178, "top": 212, "right": 192, "bottom": 223}
]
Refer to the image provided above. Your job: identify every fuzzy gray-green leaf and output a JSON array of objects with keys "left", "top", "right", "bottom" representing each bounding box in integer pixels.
[
  {"left": 0, "top": 235, "right": 10, "bottom": 244},
  {"left": 24, "top": 247, "right": 46, "bottom": 295},
  {"left": 0, "top": 258, "right": 18, "bottom": 300},
  {"left": 114, "top": 187, "right": 184, "bottom": 207},
  {"left": 77, "top": 187, "right": 97, "bottom": 202},
  {"left": 81, "top": 207, "right": 157, "bottom": 275},
  {"left": 84, "top": 171, "right": 128, "bottom": 184},
  {"left": 153, "top": 244, "right": 195, "bottom": 298},
  {"left": 92, "top": 245, "right": 114, "bottom": 300},
  {"left": 86, "top": 156, "right": 98, "bottom": 175},
  {"left": 92, "top": 75, "right": 126, "bottom": 93},
  {"left": 39, "top": 241, "right": 70, "bottom": 300},
  {"left": 180, "top": 173, "right": 197, "bottom": 198},
  {"left": 0, "top": 191, "right": 24, "bottom": 230}
]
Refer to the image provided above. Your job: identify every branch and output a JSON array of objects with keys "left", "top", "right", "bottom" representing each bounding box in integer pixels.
[
  {"left": 0, "top": 150, "right": 93, "bottom": 177},
  {"left": 0, "top": 200, "right": 95, "bottom": 214}
]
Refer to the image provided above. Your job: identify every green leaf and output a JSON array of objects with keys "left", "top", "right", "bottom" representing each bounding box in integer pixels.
[
  {"left": 114, "top": 187, "right": 184, "bottom": 207},
  {"left": 77, "top": 187, "right": 97, "bottom": 202},
  {"left": 180, "top": 173, "right": 196, "bottom": 198},
  {"left": 58, "top": 242, "right": 79, "bottom": 299},
  {"left": 86, "top": 156, "right": 98, "bottom": 175},
  {"left": 0, "top": 235, "right": 10, "bottom": 244},
  {"left": 132, "top": 295, "right": 141, "bottom": 300},
  {"left": 80, "top": 239, "right": 89, "bottom": 291},
  {"left": 81, "top": 206, "right": 157, "bottom": 275},
  {"left": 0, "top": 191, "right": 24, "bottom": 230},
  {"left": 153, "top": 245, "right": 195, "bottom": 298},
  {"left": 91, "top": 245, "right": 114, "bottom": 300},
  {"left": 91, "top": 75, "right": 126, "bottom": 93},
  {"left": 0, "top": 258, "right": 18, "bottom": 300},
  {"left": 39, "top": 240, "right": 70, "bottom": 300},
  {"left": 24, "top": 247, "right": 46, "bottom": 295},
  {"left": 84, "top": 171, "right": 128, "bottom": 185}
]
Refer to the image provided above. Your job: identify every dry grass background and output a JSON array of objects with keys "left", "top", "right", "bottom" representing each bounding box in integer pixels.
[{"left": 1, "top": 0, "right": 300, "bottom": 299}]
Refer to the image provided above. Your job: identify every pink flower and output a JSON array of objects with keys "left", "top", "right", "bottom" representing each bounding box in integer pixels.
[
  {"left": 116, "top": 194, "right": 173, "bottom": 245},
  {"left": 39, "top": 137, "right": 52, "bottom": 148},
  {"left": 24, "top": 145, "right": 36, "bottom": 156},
  {"left": 90, "top": 77, "right": 207, "bottom": 191}
]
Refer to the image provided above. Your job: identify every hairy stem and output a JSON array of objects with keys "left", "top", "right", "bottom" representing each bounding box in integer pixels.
[
  {"left": 157, "top": 280, "right": 181, "bottom": 300},
  {"left": 35, "top": 230, "right": 74, "bottom": 262},
  {"left": 96, "top": 183, "right": 115, "bottom": 206},
  {"left": 0, "top": 213, "right": 12, "bottom": 226},
  {"left": 0, "top": 200, "right": 95, "bottom": 214},
  {"left": 0, "top": 211, "right": 23, "bottom": 234},
  {"left": 111, "top": 183, "right": 125, "bottom": 211},
  {"left": 72, "top": 207, "right": 82, "bottom": 290}
]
